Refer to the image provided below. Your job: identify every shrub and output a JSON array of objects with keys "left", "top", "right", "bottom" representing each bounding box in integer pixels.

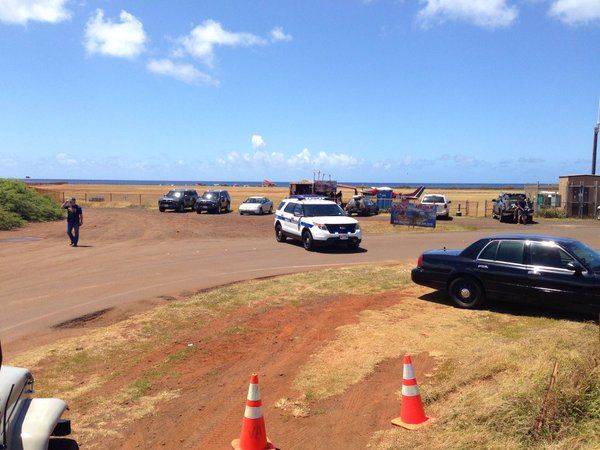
[
  {"left": 536, "top": 207, "right": 567, "bottom": 219},
  {"left": 0, "top": 179, "right": 64, "bottom": 230},
  {"left": 0, "top": 206, "right": 25, "bottom": 230}
]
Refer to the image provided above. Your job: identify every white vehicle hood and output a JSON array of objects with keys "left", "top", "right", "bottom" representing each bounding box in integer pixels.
[
  {"left": 308, "top": 216, "right": 358, "bottom": 225},
  {"left": 239, "top": 203, "right": 261, "bottom": 209}
]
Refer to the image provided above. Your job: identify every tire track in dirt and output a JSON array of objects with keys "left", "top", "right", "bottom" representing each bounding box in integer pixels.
[{"left": 102, "top": 290, "right": 429, "bottom": 449}]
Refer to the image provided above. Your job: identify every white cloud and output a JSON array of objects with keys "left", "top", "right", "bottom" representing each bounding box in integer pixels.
[
  {"left": 176, "top": 20, "right": 267, "bottom": 67},
  {"left": 147, "top": 59, "right": 217, "bottom": 85},
  {"left": 251, "top": 135, "right": 266, "bottom": 149},
  {"left": 417, "top": 0, "right": 518, "bottom": 28},
  {"left": 219, "top": 148, "right": 361, "bottom": 170},
  {"left": 0, "top": 0, "right": 70, "bottom": 25},
  {"left": 55, "top": 152, "right": 77, "bottom": 166},
  {"left": 270, "top": 26, "right": 293, "bottom": 42},
  {"left": 84, "top": 9, "right": 147, "bottom": 58},
  {"left": 313, "top": 151, "right": 360, "bottom": 168},
  {"left": 549, "top": 0, "right": 600, "bottom": 25}
]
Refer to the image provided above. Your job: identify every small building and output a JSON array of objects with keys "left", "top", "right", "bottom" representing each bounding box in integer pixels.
[{"left": 558, "top": 174, "right": 600, "bottom": 218}]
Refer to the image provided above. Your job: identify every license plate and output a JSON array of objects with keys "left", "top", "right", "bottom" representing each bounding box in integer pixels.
[{"left": 339, "top": 235, "right": 349, "bottom": 240}]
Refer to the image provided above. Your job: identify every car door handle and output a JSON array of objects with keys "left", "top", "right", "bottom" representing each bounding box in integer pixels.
[{"left": 477, "top": 265, "right": 488, "bottom": 269}]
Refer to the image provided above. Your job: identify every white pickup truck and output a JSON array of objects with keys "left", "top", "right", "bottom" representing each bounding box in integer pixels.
[{"left": 1, "top": 346, "right": 73, "bottom": 450}]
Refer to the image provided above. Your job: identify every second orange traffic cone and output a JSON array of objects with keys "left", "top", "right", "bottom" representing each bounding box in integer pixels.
[
  {"left": 232, "top": 373, "right": 276, "bottom": 450},
  {"left": 391, "top": 354, "right": 435, "bottom": 430}
]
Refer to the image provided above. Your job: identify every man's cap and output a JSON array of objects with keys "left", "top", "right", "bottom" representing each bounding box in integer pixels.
[{"left": 70, "top": 197, "right": 76, "bottom": 201}]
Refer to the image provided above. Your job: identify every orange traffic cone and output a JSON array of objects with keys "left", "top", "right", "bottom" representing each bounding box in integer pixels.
[
  {"left": 232, "top": 373, "right": 277, "bottom": 450},
  {"left": 391, "top": 354, "right": 435, "bottom": 430}
]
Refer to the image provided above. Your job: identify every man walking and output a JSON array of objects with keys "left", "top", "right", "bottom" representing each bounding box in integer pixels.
[{"left": 61, "top": 197, "right": 83, "bottom": 246}]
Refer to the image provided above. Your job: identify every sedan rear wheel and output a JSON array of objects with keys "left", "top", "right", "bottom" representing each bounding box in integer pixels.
[{"left": 448, "top": 277, "right": 485, "bottom": 309}]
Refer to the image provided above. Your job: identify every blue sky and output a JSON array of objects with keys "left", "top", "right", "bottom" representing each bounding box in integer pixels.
[{"left": 0, "top": 0, "right": 599, "bottom": 183}]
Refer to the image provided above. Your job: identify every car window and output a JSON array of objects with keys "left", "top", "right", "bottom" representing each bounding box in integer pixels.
[
  {"left": 293, "top": 204, "right": 304, "bottom": 216},
  {"left": 478, "top": 241, "right": 499, "bottom": 260},
  {"left": 423, "top": 195, "right": 445, "bottom": 203},
  {"left": 529, "top": 242, "right": 574, "bottom": 270},
  {"left": 277, "top": 201, "right": 286, "bottom": 211},
  {"left": 303, "top": 204, "right": 345, "bottom": 217},
  {"left": 496, "top": 241, "right": 525, "bottom": 264},
  {"left": 564, "top": 241, "right": 600, "bottom": 271},
  {"left": 284, "top": 202, "right": 296, "bottom": 214}
]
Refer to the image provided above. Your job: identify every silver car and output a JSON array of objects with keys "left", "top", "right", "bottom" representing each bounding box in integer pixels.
[
  {"left": 421, "top": 193, "right": 451, "bottom": 219},
  {"left": 239, "top": 196, "right": 273, "bottom": 215}
]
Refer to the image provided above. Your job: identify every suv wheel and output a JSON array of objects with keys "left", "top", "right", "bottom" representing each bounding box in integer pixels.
[
  {"left": 275, "top": 223, "right": 286, "bottom": 243},
  {"left": 159, "top": 206, "right": 165, "bottom": 213},
  {"left": 178, "top": 203, "right": 185, "bottom": 213},
  {"left": 448, "top": 277, "right": 485, "bottom": 309},
  {"left": 302, "top": 230, "right": 314, "bottom": 251},
  {"left": 225, "top": 201, "right": 231, "bottom": 213}
]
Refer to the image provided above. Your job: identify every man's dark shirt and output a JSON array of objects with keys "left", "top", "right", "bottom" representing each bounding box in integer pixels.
[{"left": 65, "top": 205, "right": 83, "bottom": 224}]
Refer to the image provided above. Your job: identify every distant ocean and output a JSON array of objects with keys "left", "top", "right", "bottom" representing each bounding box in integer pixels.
[{"left": 20, "top": 178, "right": 534, "bottom": 189}]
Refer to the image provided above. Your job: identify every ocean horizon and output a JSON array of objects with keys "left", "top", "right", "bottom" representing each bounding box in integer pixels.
[{"left": 17, "top": 178, "right": 559, "bottom": 189}]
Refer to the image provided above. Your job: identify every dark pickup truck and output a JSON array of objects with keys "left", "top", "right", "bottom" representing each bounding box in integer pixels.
[
  {"left": 492, "top": 193, "right": 533, "bottom": 223},
  {"left": 411, "top": 234, "right": 600, "bottom": 314}
]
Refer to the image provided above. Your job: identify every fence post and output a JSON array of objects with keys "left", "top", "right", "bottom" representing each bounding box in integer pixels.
[
  {"left": 84, "top": 192, "right": 87, "bottom": 202},
  {"left": 580, "top": 181, "right": 584, "bottom": 219},
  {"left": 595, "top": 181, "right": 598, "bottom": 219},
  {"left": 484, "top": 200, "right": 488, "bottom": 217},
  {"left": 110, "top": 193, "right": 113, "bottom": 202},
  {"left": 466, "top": 200, "right": 469, "bottom": 216},
  {"left": 475, "top": 201, "right": 479, "bottom": 217},
  {"left": 62, "top": 191, "right": 65, "bottom": 202},
  {"left": 139, "top": 194, "right": 142, "bottom": 207}
]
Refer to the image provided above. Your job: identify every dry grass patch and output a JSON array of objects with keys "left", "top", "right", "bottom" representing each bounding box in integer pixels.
[
  {"left": 291, "top": 293, "right": 599, "bottom": 449},
  {"left": 361, "top": 216, "right": 478, "bottom": 235}
]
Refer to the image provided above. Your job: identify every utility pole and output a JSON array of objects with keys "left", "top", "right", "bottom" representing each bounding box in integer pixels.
[{"left": 593, "top": 100, "right": 599, "bottom": 175}]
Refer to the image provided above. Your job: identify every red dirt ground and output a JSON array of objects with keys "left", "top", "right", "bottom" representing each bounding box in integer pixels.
[{"left": 84, "top": 288, "right": 436, "bottom": 449}]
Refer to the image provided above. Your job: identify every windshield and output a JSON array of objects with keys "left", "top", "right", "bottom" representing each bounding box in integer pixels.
[
  {"left": 564, "top": 241, "right": 600, "bottom": 271},
  {"left": 202, "top": 192, "right": 219, "bottom": 199},
  {"left": 303, "top": 204, "right": 346, "bottom": 217},
  {"left": 166, "top": 191, "right": 182, "bottom": 198},
  {"left": 244, "top": 198, "right": 263, "bottom": 203},
  {"left": 423, "top": 195, "right": 444, "bottom": 203}
]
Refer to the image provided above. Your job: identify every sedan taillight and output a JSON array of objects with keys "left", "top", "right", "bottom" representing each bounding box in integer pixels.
[{"left": 417, "top": 254, "right": 423, "bottom": 268}]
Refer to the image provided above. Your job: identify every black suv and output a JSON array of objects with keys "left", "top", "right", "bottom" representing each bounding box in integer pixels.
[
  {"left": 195, "top": 190, "right": 231, "bottom": 214},
  {"left": 158, "top": 189, "right": 198, "bottom": 212}
]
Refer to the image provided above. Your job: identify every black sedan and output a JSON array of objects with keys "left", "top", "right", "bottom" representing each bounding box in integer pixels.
[{"left": 411, "top": 235, "right": 600, "bottom": 313}]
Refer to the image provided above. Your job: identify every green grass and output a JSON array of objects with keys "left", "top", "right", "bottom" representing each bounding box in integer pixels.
[{"left": 536, "top": 208, "right": 568, "bottom": 219}]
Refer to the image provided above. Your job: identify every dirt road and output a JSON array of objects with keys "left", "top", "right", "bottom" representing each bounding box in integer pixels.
[{"left": 1, "top": 209, "right": 599, "bottom": 350}]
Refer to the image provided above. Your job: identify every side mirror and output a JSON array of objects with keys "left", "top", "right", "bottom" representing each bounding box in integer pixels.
[
  {"left": 294, "top": 211, "right": 302, "bottom": 217},
  {"left": 448, "top": 200, "right": 452, "bottom": 204},
  {"left": 567, "top": 261, "right": 584, "bottom": 274}
]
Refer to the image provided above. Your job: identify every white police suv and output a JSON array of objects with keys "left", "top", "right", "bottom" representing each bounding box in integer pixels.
[{"left": 274, "top": 197, "right": 362, "bottom": 251}]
